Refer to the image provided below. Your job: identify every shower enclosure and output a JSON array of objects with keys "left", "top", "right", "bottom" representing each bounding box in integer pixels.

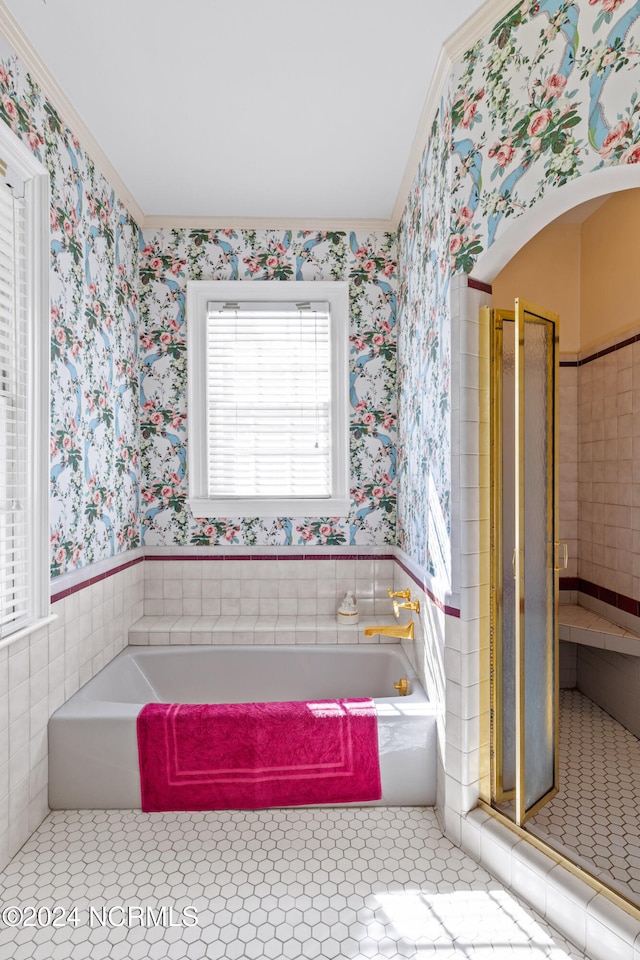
[{"left": 482, "top": 299, "right": 561, "bottom": 826}]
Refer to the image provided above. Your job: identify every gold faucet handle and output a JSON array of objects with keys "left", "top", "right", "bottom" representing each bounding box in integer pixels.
[
  {"left": 393, "top": 599, "right": 420, "bottom": 618},
  {"left": 388, "top": 588, "right": 411, "bottom": 600},
  {"left": 393, "top": 677, "right": 409, "bottom": 696}
]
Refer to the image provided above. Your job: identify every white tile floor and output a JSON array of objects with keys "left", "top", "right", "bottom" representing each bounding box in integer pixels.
[
  {"left": 529, "top": 689, "right": 640, "bottom": 905},
  {"left": 0, "top": 807, "right": 587, "bottom": 960}
]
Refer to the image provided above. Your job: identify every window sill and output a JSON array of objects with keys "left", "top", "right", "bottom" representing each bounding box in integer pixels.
[
  {"left": 0, "top": 613, "right": 58, "bottom": 653},
  {"left": 189, "top": 496, "right": 351, "bottom": 519}
]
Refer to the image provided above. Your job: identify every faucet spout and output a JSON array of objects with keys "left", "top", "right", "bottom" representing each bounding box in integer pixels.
[{"left": 364, "top": 620, "right": 415, "bottom": 640}]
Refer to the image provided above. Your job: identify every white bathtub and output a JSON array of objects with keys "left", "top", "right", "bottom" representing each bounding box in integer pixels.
[{"left": 48, "top": 644, "right": 436, "bottom": 809}]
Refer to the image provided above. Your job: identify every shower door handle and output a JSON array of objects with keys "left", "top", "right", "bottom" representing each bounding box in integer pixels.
[{"left": 554, "top": 542, "right": 568, "bottom": 571}]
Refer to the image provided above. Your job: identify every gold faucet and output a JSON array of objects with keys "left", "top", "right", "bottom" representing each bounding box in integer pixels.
[
  {"left": 364, "top": 621, "right": 415, "bottom": 640},
  {"left": 388, "top": 588, "right": 411, "bottom": 600},
  {"left": 393, "top": 599, "right": 420, "bottom": 617}
]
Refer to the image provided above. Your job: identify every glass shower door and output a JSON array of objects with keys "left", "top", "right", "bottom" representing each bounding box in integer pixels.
[{"left": 486, "top": 299, "right": 560, "bottom": 827}]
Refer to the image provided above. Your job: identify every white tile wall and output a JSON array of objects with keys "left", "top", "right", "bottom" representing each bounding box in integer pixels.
[
  {"left": 577, "top": 645, "right": 640, "bottom": 738},
  {"left": 142, "top": 557, "right": 395, "bottom": 621},
  {"left": 577, "top": 331, "right": 640, "bottom": 605},
  {"left": 0, "top": 560, "right": 143, "bottom": 875},
  {"left": 560, "top": 361, "right": 579, "bottom": 581}
]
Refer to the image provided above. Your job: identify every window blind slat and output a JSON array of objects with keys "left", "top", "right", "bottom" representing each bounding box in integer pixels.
[
  {"left": 0, "top": 181, "right": 29, "bottom": 637},
  {"left": 206, "top": 306, "right": 332, "bottom": 499}
]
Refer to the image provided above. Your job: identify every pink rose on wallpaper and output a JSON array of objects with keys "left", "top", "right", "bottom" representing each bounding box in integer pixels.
[
  {"left": 590, "top": 0, "right": 624, "bottom": 8},
  {"left": 621, "top": 142, "right": 640, "bottom": 164},
  {"left": 457, "top": 206, "right": 474, "bottom": 226},
  {"left": 319, "top": 524, "right": 333, "bottom": 536},
  {"left": 599, "top": 119, "right": 631, "bottom": 158},
  {"left": 449, "top": 234, "right": 463, "bottom": 255},
  {"left": 461, "top": 100, "right": 478, "bottom": 128},
  {"left": 27, "top": 130, "right": 41, "bottom": 152},
  {"left": 543, "top": 74, "right": 567, "bottom": 99},
  {"left": 495, "top": 139, "right": 516, "bottom": 167},
  {"left": 528, "top": 109, "right": 553, "bottom": 138},
  {"left": 2, "top": 95, "right": 16, "bottom": 122}
]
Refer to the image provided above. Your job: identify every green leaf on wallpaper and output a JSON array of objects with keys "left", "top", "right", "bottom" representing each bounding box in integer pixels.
[
  {"left": 489, "top": 1, "right": 525, "bottom": 48},
  {"left": 43, "top": 100, "right": 62, "bottom": 134}
]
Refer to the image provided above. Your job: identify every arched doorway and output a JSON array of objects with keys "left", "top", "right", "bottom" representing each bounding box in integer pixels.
[{"left": 469, "top": 167, "right": 640, "bottom": 909}]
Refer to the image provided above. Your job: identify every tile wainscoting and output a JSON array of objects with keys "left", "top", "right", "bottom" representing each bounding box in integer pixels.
[{"left": 0, "top": 556, "right": 144, "bottom": 874}]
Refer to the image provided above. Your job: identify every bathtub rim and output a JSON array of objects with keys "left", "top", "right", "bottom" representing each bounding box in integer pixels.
[{"left": 52, "top": 643, "right": 431, "bottom": 720}]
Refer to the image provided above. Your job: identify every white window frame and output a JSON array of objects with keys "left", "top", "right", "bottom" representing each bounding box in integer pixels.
[
  {"left": 0, "top": 121, "right": 50, "bottom": 642},
  {"left": 187, "top": 280, "right": 350, "bottom": 518}
]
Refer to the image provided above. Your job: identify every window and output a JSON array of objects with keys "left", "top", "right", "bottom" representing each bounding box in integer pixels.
[
  {"left": 187, "top": 281, "right": 349, "bottom": 517},
  {"left": 0, "top": 124, "right": 49, "bottom": 641}
]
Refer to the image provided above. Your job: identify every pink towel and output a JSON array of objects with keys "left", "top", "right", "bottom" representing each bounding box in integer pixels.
[{"left": 137, "top": 698, "right": 381, "bottom": 812}]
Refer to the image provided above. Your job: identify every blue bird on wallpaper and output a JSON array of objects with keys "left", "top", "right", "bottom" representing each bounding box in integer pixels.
[
  {"left": 295, "top": 233, "right": 325, "bottom": 280},
  {"left": 208, "top": 234, "right": 239, "bottom": 279},
  {"left": 64, "top": 142, "right": 83, "bottom": 214},
  {"left": 587, "top": 0, "right": 640, "bottom": 152}
]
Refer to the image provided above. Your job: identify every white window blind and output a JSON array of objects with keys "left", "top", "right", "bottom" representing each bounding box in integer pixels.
[
  {"left": 0, "top": 177, "right": 29, "bottom": 637},
  {"left": 206, "top": 301, "right": 332, "bottom": 499}
]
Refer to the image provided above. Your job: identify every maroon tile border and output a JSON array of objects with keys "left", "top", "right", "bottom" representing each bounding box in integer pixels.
[
  {"left": 560, "top": 332, "right": 640, "bottom": 369},
  {"left": 144, "top": 553, "right": 396, "bottom": 562},
  {"left": 394, "top": 557, "right": 461, "bottom": 619},
  {"left": 560, "top": 576, "right": 640, "bottom": 619},
  {"left": 467, "top": 277, "right": 492, "bottom": 295},
  {"left": 50, "top": 551, "right": 463, "bottom": 619},
  {"left": 51, "top": 556, "right": 144, "bottom": 605}
]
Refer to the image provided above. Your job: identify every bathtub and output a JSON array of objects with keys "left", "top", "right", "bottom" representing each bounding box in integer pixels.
[{"left": 48, "top": 644, "right": 436, "bottom": 809}]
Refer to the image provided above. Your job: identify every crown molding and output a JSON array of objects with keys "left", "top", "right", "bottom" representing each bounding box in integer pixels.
[
  {"left": 1, "top": 0, "right": 516, "bottom": 235},
  {"left": 391, "top": 0, "right": 517, "bottom": 231},
  {"left": 390, "top": 44, "right": 453, "bottom": 229},
  {"left": 444, "top": 0, "right": 516, "bottom": 62},
  {"left": 0, "top": 0, "right": 145, "bottom": 227},
  {"left": 143, "top": 214, "right": 395, "bottom": 234}
]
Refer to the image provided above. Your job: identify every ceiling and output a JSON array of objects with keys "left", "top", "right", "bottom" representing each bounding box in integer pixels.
[{"left": 4, "top": 0, "right": 489, "bottom": 224}]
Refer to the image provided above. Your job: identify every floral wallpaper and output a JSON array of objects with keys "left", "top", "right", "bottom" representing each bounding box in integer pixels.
[
  {"left": 396, "top": 97, "right": 453, "bottom": 582},
  {"left": 450, "top": 0, "right": 640, "bottom": 269},
  {"left": 0, "top": 39, "right": 141, "bottom": 578},
  {"left": 397, "top": 0, "right": 640, "bottom": 595},
  {"left": 138, "top": 230, "right": 397, "bottom": 546},
  {"left": 2, "top": 0, "right": 640, "bottom": 579}
]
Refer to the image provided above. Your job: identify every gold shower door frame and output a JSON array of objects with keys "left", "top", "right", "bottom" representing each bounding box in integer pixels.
[{"left": 484, "top": 299, "right": 560, "bottom": 827}]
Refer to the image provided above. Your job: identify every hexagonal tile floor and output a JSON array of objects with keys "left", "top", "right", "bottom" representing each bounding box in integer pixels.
[
  {"left": 0, "top": 806, "right": 587, "bottom": 959},
  {"left": 528, "top": 689, "right": 640, "bottom": 906}
]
